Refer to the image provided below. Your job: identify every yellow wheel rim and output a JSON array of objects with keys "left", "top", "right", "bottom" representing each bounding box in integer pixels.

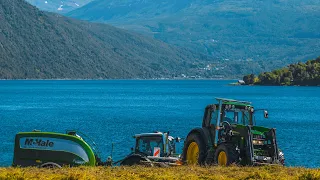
[
  {"left": 186, "top": 142, "right": 199, "bottom": 164},
  {"left": 218, "top": 151, "right": 227, "bottom": 166}
]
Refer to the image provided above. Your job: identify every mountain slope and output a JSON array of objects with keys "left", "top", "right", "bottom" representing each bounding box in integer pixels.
[
  {"left": 0, "top": 0, "right": 209, "bottom": 79},
  {"left": 25, "top": 0, "right": 92, "bottom": 13},
  {"left": 68, "top": 0, "right": 320, "bottom": 62}
]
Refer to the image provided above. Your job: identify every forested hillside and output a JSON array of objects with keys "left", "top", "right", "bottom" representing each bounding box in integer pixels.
[
  {"left": 243, "top": 57, "right": 320, "bottom": 86},
  {"left": 0, "top": 0, "right": 212, "bottom": 79},
  {"left": 67, "top": 0, "right": 320, "bottom": 63}
]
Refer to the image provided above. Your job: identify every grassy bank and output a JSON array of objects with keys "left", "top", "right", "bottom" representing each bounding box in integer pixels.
[{"left": 1, "top": 166, "right": 320, "bottom": 180}]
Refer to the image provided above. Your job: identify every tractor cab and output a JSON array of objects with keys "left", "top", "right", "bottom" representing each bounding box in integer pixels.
[
  {"left": 203, "top": 99, "right": 257, "bottom": 127},
  {"left": 183, "top": 98, "right": 284, "bottom": 166},
  {"left": 217, "top": 102, "right": 269, "bottom": 127},
  {"left": 134, "top": 132, "right": 165, "bottom": 157},
  {"left": 120, "top": 132, "right": 182, "bottom": 166},
  {"left": 133, "top": 132, "right": 181, "bottom": 158}
]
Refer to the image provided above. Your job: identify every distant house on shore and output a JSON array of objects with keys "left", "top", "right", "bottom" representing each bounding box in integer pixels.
[{"left": 238, "top": 80, "right": 245, "bottom": 85}]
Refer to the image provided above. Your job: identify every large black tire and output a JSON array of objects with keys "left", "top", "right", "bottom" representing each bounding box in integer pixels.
[
  {"left": 214, "top": 143, "right": 239, "bottom": 166},
  {"left": 120, "top": 154, "right": 143, "bottom": 166},
  {"left": 120, "top": 154, "right": 153, "bottom": 167},
  {"left": 182, "top": 132, "right": 207, "bottom": 165}
]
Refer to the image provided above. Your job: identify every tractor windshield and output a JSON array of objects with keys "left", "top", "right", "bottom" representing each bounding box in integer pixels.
[
  {"left": 221, "top": 109, "right": 252, "bottom": 126},
  {"left": 136, "top": 136, "right": 164, "bottom": 156}
]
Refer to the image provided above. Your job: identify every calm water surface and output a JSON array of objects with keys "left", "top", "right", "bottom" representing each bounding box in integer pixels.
[{"left": 0, "top": 80, "right": 319, "bottom": 167}]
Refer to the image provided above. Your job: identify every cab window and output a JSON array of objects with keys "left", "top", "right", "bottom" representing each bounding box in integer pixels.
[
  {"left": 136, "top": 136, "right": 163, "bottom": 156},
  {"left": 221, "top": 109, "right": 250, "bottom": 125}
]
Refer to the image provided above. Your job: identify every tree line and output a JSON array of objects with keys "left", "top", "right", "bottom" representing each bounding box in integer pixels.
[{"left": 243, "top": 56, "right": 320, "bottom": 86}]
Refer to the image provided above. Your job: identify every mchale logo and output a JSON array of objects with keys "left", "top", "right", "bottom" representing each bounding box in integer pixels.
[{"left": 25, "top": 138, "right": 54, "bottom": 147}]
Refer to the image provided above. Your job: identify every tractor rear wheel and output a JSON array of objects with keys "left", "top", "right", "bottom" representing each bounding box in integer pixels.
[
  {"left": 214, "top": 143, "right": 239, "bottom": 166},
  {"left": 183, "top": 133, "right": 206, "bottom": 165}
]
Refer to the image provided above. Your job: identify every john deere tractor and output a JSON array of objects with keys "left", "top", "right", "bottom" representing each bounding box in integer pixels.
[{"left": 182, "top": 98, "right": 284, "bottom": 166}]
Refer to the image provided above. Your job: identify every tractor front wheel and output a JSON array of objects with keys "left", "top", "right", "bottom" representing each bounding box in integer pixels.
[
  {"left": 214, "top": 143, "right": 239, "bottom": 166},
  {"left": 183, "top": 133, "right": 206, "bottom": 165}
]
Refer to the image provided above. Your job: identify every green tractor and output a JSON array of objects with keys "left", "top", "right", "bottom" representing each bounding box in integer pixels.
[
  {"left": 120, "top": 132, "right": 183, "bottom": 166},
  {"left": 182, "top": 98, "right": 284, "bottom": 166}
]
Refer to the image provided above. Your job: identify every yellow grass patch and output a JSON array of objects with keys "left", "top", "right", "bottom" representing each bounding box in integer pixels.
[{"left": 1, "top": 166, "right": 319, "bottom": 180}]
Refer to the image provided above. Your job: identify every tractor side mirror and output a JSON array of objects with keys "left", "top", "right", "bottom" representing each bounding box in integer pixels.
[
  {"left": 264, "top": 110, "right": 269, "bottom": 118},
  {"left": 175, "top": 137, "right": 181, "bottom": 142}
]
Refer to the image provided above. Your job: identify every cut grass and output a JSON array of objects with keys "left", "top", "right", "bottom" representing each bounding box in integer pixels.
[{"left": 1, "top": 166, "right": 320, "bottom": 180}]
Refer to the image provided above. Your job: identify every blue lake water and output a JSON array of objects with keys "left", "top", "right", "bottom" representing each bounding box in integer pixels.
[{"left": 0, "top": 80, "right": 320, "bottom": 167}]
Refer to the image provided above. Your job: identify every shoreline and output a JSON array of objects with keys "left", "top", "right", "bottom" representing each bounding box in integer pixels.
[{"left": 0, "top": 78, "right": 238, "bottom": 81}]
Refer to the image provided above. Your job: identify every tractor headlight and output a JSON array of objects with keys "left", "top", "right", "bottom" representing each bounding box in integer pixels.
[{"left": 252, "top": 140, "right": 264, "bottom": 145}]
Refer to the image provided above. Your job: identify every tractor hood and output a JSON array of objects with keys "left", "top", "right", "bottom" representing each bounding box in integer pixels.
[
  {"left": 233, "top": 124, "right": 270, "bottom": 136},
  {"left": 251, "top": 130, "right": 264, "bottom": 136},
  {"left": 251, "top": 126, "right": 272, "bottom": 136}
]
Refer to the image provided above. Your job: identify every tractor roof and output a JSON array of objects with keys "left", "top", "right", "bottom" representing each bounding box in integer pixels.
[
  {"left": 223, "top": 101, "right": 253, "bottom": 107},
  {"left": 134, "top": 132, "right": 163, "bottom": 138},
  {"left": 215, "top": 97, "right": 253, "bottom": 107}
]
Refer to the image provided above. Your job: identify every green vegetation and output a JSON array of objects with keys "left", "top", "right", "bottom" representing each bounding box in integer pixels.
[
  {"left": 67, "top": 0, "right": 320, "bottom": 64},
  {"left": 1, "top": 166, "right": 320, "bottom": 179},
  {"left": 0, "top": 0, "right": 280, "bottom": 79},
  {"left": 243, "top": 57, "right": 320, "bottom": 86},
  {"left": 1, "top": 0, "right": 220, "bottom": 79}
]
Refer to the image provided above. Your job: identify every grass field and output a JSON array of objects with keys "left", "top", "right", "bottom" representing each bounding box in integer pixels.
[{"left": 0, "top": 166, "right": 319, "bottom": 180}]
